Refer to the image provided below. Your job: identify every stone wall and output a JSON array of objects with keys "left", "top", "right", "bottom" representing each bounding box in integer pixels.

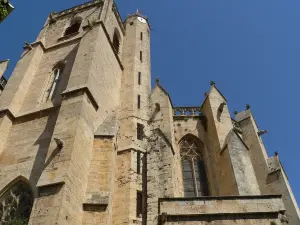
[
  {"left": 0, "top": 45, "right": 44, "bottom": 114},
  {"left": 236, "top": 109, "right": 300, "bottom": 225},
  {"left": 236, "top": 110, "right": 270, "bottom": 194},
  {"left": 103, "top": 4, "right": 124, "bottom": 56},
  {"left": 146, "top": 84, "right": 183, "bottom": 225},
  {"left": 159, "top": 195, "right": 285, "bottom": 225},
  {"left": 1, "top": 1, "right": 300, "bottom": 225},
  {"left": 202, "top": 85, "right": 260, "bottom": 196},
  {"left": 40, "top": 4, "right": 102, "bottom": 46},
  {"left": 201, "top": 86, "right": 239, "bottom": 196},
  {"left": 112, "top": 150, "right": 137, "bottom": 225},
  {"left": 66, "top": 23, "right": 122, "bottom": 132},
  {"left": 147, "top": 132, "right": 176, "bottom": 225},
  {"left": 164, "top": 217, "right": 281, "bottom": 225},
  {"left": 28, "top": 94, "right": 95, "bottom": 225},
  {"left": 0, "top": 2, "right": 124, "bottom": 224},
  {"left": 173, "top": 115, "right": 214, "bottom": 196},
  {"left": 111, "top": 13, "right": 151, "bottom": 225},
  {"left": 19, "top": 43, "right": 79, "bottom": 113},
  {"left": 0, "top": 60, "right": 8, "bottom": 80},
  {"left": 0, "top": 109, "right": 59, "bottom": 196},
  {"left": 82, "top": 137, "right": 116, "bottom": 225}
]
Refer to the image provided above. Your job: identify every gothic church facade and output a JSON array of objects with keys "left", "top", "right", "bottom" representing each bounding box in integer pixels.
[{"left": 0, "top": 0, "right": 299, "bottom": 224}]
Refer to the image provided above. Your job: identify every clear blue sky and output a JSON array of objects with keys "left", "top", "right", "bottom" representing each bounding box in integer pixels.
[{"left": 1, "top": 0, "right": 300, "bottom": 203}]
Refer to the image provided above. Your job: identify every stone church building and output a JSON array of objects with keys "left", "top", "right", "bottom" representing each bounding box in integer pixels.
[{"left": 0, "top": 0, "right": 299, "bottom": 224}]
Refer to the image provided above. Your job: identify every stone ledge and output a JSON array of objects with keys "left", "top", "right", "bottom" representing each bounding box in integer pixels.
[
  {"left": 94, "top": 112, "right": 119, "bottom": 137},
  {"left": 161, "top": 211, "right": 281, "bottom": 218},
  {"left": 38, "top": 182, "right": 65, "bottom": 197},
  {"left": 118, "top": 145, "right": 147, "bottom": 154},
  {"left": 0, "top": 108, "right": 15, "bottom": 121},
  {"left": 0, "top": 105, "right": 59, "bottom": 122},
  {"left": 37, "top": 179, "right": 65, "bottom": 189},
  {"left": 159, "top": 195, "right": 285, "bottom": 216},
  {"left": 61, "top": 85, "right": 99, "bottom": 110},
  {"left": 57, "top": 32, "right": 80, "bottom": 41},
  {"left": 159, "top": 194, "right": 282, "bottom": 201},
  {"left": 16, "top": 105, "right": 59, "bottom": 119},
  {"left": 29, "top": 36, "right": 82, "bottom": 52},
  {"left": 83, "top": 191, "right": 109, "bottom": 212},
  {"left": 83, "top": 203, "right": 107, "bottom": 212},
  {"left": 235, "top": 110, "right": 251, "bottom": 122},
  {"left": 84, "top": 192, "right": 109, "bottom": 205},
  {"left": 159, "top": 211, "right": 281, "bottom": 224}
]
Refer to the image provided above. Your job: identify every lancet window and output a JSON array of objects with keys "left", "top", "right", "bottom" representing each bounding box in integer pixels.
[
  {"left": 0, "top": 180, "right": 34, "bottom": 224},
  {"left": 113, "top": 28, "right": 121, "bottom": 54},
  {"left": 42, "top": 62, "right": 64, "bottom": 102},
  {"left": 180, "top": 135, "right": 209, "bottom": 197}
]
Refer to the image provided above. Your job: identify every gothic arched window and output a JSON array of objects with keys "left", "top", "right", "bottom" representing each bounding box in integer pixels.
[
  {"left": 112, "top": 28, "right": 121, "bottom": 54},
  {"left": 64, "top": 16, "right": 82, "bottom": 36},
  {"left": 42, "top": 61, "right": 65, "bottom": 102},
  {"left": 180, "top": 135, "right": 209, "bottom": 197},
  {"left": 0, "top": 180, "right": 34, "bottom": 224}
]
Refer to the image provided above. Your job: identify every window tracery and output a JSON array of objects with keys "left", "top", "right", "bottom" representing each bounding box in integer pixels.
[
  {"left": 180, "top": 135, "right": 209, "bottom": 197},
  {"left": 0, "top": 181, "right": 33, "bottom": 224}
]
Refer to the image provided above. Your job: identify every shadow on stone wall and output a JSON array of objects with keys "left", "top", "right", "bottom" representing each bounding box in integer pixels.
[{"left": 28, "top": 45, "right": 80, "bottom": 194}]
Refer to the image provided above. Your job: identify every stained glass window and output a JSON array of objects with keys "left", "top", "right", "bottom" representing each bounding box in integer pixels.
[{"left": 180, "top": 135, "right": 209, "bottom": 197}]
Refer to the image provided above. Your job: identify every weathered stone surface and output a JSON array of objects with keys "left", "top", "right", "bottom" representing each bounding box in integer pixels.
[
  {"left": 0, "top": 1, "right": 299, "bottom": 225},
  {"left": 94, "top": 113, "right": 119, "bottom": 137},
  {"left": 159, "top": 196, "right": 285, "bottom": 224},
  {"left": 0, "top": 60, "right": 8, "bottom": 79},
  {"left": 236, "top": 109, "right": 300, "bottom": 225},
  {"left": 159, "top": 195, "right": 284, "bottom": 215}
]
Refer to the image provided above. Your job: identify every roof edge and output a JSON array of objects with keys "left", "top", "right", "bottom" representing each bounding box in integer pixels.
[
  {"left": 152, "top": 81, "right": 174, "bottom": 107},
  {"left": 52, "top": 0, "right": 103, "bottom": 18}
]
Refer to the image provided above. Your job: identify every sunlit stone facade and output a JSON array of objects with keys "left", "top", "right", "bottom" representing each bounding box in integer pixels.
[{"left": 0, "top": 1, "right": 299, "bottom": 224}]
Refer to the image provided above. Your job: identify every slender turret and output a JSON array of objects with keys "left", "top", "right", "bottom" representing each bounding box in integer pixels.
[
  {"left": 118, "top": 12, "right": 151, "bottom": 149},
  {"left": 112, "top": 12, "right": 151, "bottom": 224}
]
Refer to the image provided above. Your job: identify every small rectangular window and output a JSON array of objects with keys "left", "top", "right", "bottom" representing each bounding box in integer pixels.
[
  {"left": 136, "top": 191, "right": 143, "bottom": 217},
  {"left": 137, "top": 152, "right": 141, "bottom": 174},
  {"left": 137, "top": 123, "right": 144, "bottom": 140},
  {"left": 140, "top": 51, "right": 143, "bottom": 62},
  {"left": 140, "top": 32, "right": 143, "bottom": 41},
  {"left": 138, "top": 72, "right": 141, "bottom": 85},
  {"left": 138, "top": 95, "right": 141, "bottom": 109}
]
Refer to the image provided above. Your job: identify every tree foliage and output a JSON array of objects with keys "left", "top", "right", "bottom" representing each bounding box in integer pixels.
[
  {"left": 0, "top": 1, "right": 9, "bottom": 21},
  {"left": 7, "top": 217, "right": 29, "bottom": 225}
]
